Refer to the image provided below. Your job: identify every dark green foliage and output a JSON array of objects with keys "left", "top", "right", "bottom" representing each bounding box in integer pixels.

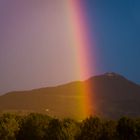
[
  {"left": 0, "top": 113, "right": 140, "bottom": 140},
  {"left": 44, "top": 118, "right": 67, "bottom": 140},
  {"left": 44, "top": 118, "right": 79, "bottom": 140},
  {"left": 117, "top": 117, "right": 137, "bottom": 140},
  {"left": 76, "top": 117, "right": 103, "bottom": 140},
  {"left": 0, "top": 113, "right": 20, "bottom": 140},
  {"left": 135, "top": 119, "right": 140, "bottom": 139},
  {"left": 100, "top": 120, "right": 117, "bottom": 140},
  {"left": 17, "top": 113, "right": 51, "bottom": 140},
  {"left": 62, "top": 118, "right": 81, "bottom": 140}
]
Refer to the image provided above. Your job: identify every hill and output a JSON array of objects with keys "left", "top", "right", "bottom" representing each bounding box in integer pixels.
[{"left": 0, "top": 72, "right": 140, "bottom": 119}]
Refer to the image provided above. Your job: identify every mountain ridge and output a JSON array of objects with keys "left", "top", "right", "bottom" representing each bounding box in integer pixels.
[{"left": 0, "top": 72, "right": 140, "bottom": 119}]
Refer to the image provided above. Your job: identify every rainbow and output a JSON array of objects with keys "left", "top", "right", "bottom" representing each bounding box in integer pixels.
[{"left": 66, "top": 0, "right": 97, "bottom": 118}]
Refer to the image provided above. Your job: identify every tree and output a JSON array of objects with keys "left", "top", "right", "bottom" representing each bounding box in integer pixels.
[
  {"left": 44, "top": 118, "right": 67, "bottom": 140},
  {"left": 117, "top": 117, "right": 137, "bottom": 140},
  {"left": 0, "top": 113, "right": 20, "bottom": 140},
  {"left": 62, "top": 118, "right": 80, "bottom": 140},
  {"left": 100, "top": 120, "right": 117, "bottom": 140},
  {"left": 77, "top": 117, "right": 103, "bottom": 140},
  {"left": 17, "top": 113, "right": 50, "bottom": 140},
  {"left": 135, "top": 118, "right": 140, "bottom": 140}
]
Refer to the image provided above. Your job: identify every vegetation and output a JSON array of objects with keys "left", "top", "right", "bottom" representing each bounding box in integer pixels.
[{"left": 0, "top": 113, "right": 140, "bottom": 140}]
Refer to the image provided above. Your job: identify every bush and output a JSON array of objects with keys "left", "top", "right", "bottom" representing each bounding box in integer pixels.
[
  {"left": 0, "top": 113, "right": 140, "bottom": 140},
  {"left": 62, "top": 118, "right": 80, "bottom": 140},
  {"left": 100, "top": 120, "right": 117, "bottom": 140},
  {"left": 117, "top": 117, "right": 137, "bottom": 140},
  {"left": 17, "top": 113, "right": 51, "bottom": 140},
  {"left": 0, "top": 113, "right": 20, "bottom": 140},
  {"left": 76, "top": 117, "right": 103, "bottom": 140}
]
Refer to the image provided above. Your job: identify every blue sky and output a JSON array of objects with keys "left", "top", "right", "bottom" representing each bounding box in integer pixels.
[{"left": 85, "top": 0, "right": 140, "bottom": 82}]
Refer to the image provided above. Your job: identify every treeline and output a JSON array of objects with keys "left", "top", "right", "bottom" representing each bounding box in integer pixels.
[{"left": 0, "top": 113, "right": 140, "bottom": 140}]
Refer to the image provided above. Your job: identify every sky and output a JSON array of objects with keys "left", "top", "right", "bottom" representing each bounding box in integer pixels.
[{"left": 0, "top": 0, "right": 140, "bottom": 94}]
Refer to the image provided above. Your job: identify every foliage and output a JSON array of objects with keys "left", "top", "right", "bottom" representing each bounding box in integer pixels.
[
  {"left": 17, "top": 113, "right": 51, "bottom": 140},
  {"left": 135, "top": 118, "right": 140, "bottom": 139},
  {"left": 62, "top": 118, "right": 80, "bottom": 140},
  {"left": 76, "top": 117, "right": 103, "bottom": 140},
  {"left": 116, "top": 117, "right": 137, "bottom": 140},
  {"left": 0, "top": 113, "right": 20, "bottom": 140},
  {"left": 100, "top": 120, "right": 117, "bottom": 140},
  {"left": 0, "top": 113, "right": 140, "bottom": 140}
]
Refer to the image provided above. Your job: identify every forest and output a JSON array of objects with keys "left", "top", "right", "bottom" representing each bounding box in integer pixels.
[{"left": 0, "top": 113, "right": 140, "bottom": 140}]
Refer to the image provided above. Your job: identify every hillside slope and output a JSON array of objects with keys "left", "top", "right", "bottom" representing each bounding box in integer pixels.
[{"left": 0, "top": 72, "right": 140, "bottom": 119}]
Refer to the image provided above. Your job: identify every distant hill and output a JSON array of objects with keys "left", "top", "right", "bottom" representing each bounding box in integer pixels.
[{"left": 0, "top": 72, "right": 140, "bottom": 119}]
